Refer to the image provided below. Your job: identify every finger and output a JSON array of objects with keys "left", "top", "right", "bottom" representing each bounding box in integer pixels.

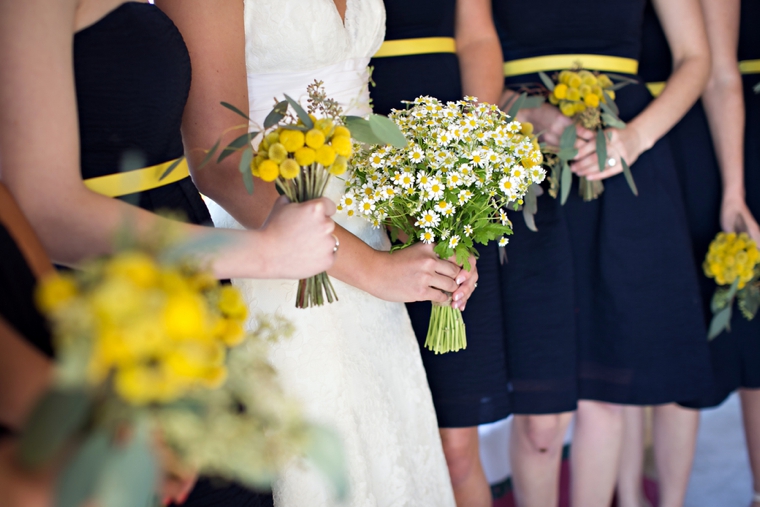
[
  {"left": 573, "top": 140, "right": 598, "bottom": 160},
  {"left": 576, "top": 125, "right": 595, "bottom": 141},
  {"left": 271, "top": 194, "right": 291, "bottom": 212},
  {"left": 429, "top": 272, "right": 460, "bottom": 294},
  {"left": 584, "top": 166, "right": 623, "bottom": 181},
  {"left": 570, "top": 156, "right": 599, "bottom": 176},
  {"left": 313, "top": 196, "right": 336, "bottom": 216},
  {"left": 423, "top": 287, "right": 450, "bottom": 304},
  {"left": 433, "top": 258, "right": 460, "bottom": 279}
]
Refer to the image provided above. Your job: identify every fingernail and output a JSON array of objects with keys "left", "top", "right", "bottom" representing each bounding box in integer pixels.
[
  {"left": 454, "top": 293, "right": 462, "bottom": 301},
  {"left": 456, "top": 277, "right": 464, "bottom": 284},
  {"left": 452, "top": 301, "right": 460, "bottom": 309}
]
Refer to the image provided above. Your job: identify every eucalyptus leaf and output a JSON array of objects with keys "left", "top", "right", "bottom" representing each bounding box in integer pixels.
[
  {"left": 305, "top": 425, "right": 349, "bottom": 501},
  {"left": 602, "top": 91, "right": 620, "bottom": 115},
  {"left": 344, "top": 116, "right": 384, "bottom": 145},
  {"left": 264, "top": 100, "right": 288, "bottom": 129},
  {"left": 711, "top": 286, "right": 734, "bottom": 313},
  {"left": 754, "top": 81, "right": 760, "bottom": 94},
  {"left": 738, "top": 281, "right": 760, "bottom": 319},
  {"left": 556, "top": 147, "right": 578, "bottom": 161},
  {"left": 726, "top": 276, "right": 741, "bottom": 301},
  {"left": 559, "top": 124, "right": 577, "bottom": 153},
  {"left": 218, "top": 132, "right": 258, "bottom": 163},
  {"left": 560, "top": 160, "right": 572, "bottom": 205},
  {"left": 197, "top": 139, "right": 221, "bottom": 170},
  {"left": 620, "top": 158, "right": 638, "bottom": 197},
  {"left": 18, "top": 389, "right": 91, "bottom": 468},
  {"left": 604, "top": 73, "right": 638, "bottom": 85},
  {"left": 56, "top": 431, "right": 110, "bottom": 507},
  {"left": 538, "top": 71, "right": 555, "bottom": 91},
  {"left": 506, "top": 92, "right": 526, "bottom": 120},
  {"left": 708, "top": 305, "right": 733, "bottom": 340},
  {"left": 159, "top": 157, "right": 185, "bottom": 181},
  {"left": 600, "top": 101, "right": 621, "bottom": 120},
  {"left": 239, "top": 147, "right": 255, "bottom": 195},
  {"left": 522, "top": 183, "right": 540, "bottom": 232},
  {"left": 596, "top": 129, "right": 608, "bottom": 173},
  {"left": 522, "top": 95, "right": 547, "bottom": 109},
  {"left": 369, "top": 114, "right": 407, "bottom": 148},
  {"left": 601, "top": 112, "right": 626, "bottom": 129},
  {"left": 94, "top": 421, "right": 157, "bottom": 507},
  {"left": 220, "top": 101, "right": 250, "bottom": 121},
  {"left": 283, "top": 94, "right": 313, "bottom": 129}
]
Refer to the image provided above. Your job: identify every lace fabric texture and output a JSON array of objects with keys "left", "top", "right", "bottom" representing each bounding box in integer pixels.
[{"left": 205, "top": 1, "right": 456, "bottom": 505}]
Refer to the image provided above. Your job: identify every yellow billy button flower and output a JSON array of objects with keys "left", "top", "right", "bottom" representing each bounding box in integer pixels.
[
  {"left": 559, "top": 70, "right": 573, "bottom": 84},
  {"left": 579, "top": 84, "right": 592, "bottom": 98},
  {"left": 329, "top": 155, "right": 348, "bottom": 176},
  {"left": 279, "top": 129, "right": 305, "bottom": 152},
  {"left": 315, "top": 145, "right": 337, "bottom": 166},
  {"left": 567, "top": 73, "right": 582, "bottom": 89},
  {"left": 559, "top": 101, "right": 576, "bottom": 117},
  {"left": 305, "top": 129, "right": 326, "bottom": 149},
  {"left": 260, "top": 131, "right": 280, "bottom": 152},
  {"left": 333, "top": 125, "right": 351, "bottom": 139},
  {"left": 331, "top": 136, "right": 352, "bottom": 158},
  {"left": 553, "top": 83, "right": 568, "bottom": 100},
  {"left": 597, "top": 74, "right": 613, "bottom": 88},
  {"left": 566, "top": 87, "right": 581, "bottom": 102},
  {"left": 574, "top": 102, "right": 587, "bottom": 114},
  {"left": 520, "top": 122, "right": 534, "bottom": 136},
  {"left": 217, "top": 285, "right": 247, "bottom": 319},
  {"left": 36, "top": 274, "right": 78, "bottom": 313},
  {"left": 105, "top": 251, "right": 159, "bottom": 288},
  {"left": 279, "top": 158, "right": 301, "bottom": 180},
  {"left": 258, "top": 159, "right": 280, "bottom": 182},
  {"left": 584, "top": 93, "right": 600, "bottom": 108},
  {"left": 268, "top": 143, "right": 288, "bottom": 164},
  {"left": 162, "top": 291, "right": 208, "bottom": 340},
  {"left": 250, "top": 155, "right": 267, "bottom": 177},
  {"left": 315, "top": 118, "right": 334, "bottom": 136},
  {"left": 294, "top": 146, "right": 317, "bottom": 166}
]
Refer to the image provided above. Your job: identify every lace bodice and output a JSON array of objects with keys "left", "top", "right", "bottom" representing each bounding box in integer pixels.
[{"left": 244, "top": 0, "right": 386, "bottom": 75}]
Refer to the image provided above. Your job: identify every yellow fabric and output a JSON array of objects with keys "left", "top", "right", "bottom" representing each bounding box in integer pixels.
[
  {"left": 374, "top": 37, "right": 456, "bottom": 58},
  {"left": 739, "top": 59, "right": 760, "bottom": 75},
  {"left": 646, "top": 82, "right": 666, "bottom": 97},
  {"left": 84, "top": 158, "right": 190, "bottom": 198},
  {"left": 503, "top": 54, "right": 639, "bottom": 77}
]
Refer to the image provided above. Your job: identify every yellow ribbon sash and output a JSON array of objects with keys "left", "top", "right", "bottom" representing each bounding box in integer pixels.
[
  {"left": 646, "top": 82, "right": 666, "bottom": 97},
  {"left": 374, "top": 37, "right": 457, "bottom": 58},
  {"left": 740, "top": 59, "right": 760, "bottom": 75},
  {"left": 84, "top": 158, "right": 189, "bottom": 198},
  {"left": 503, "top": 54, "right": 639, "bottom": 77}
]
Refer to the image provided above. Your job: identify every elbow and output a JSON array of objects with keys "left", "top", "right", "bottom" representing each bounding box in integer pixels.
[{"left": 674, "top": 49, "right": 711, "bottom": 91}]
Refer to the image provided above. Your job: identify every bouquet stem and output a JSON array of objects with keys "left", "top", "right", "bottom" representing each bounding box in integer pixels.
[
  {"left": 579, "top": 177, "right": 604, "bottom": 201},
  {"left": 424, "top": 301, "right": 466, "bottom": 354},
  {"left": 296, "top": 272, "right": 338, "bottom": 308}
]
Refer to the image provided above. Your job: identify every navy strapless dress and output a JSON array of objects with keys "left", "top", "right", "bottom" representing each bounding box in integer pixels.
[
  {"left": 370, "top": 0, "right": 512, "bottom": 428},
  {"left": 75, "top": 4, "right": 271, "bottom": 506},
  {"left": 493, "top": 0, "right": 712, "bottom": 406}
]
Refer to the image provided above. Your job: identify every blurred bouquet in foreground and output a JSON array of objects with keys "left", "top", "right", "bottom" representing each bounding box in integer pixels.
[
  {"left": 538, "top": 66, "right": 638, "bottom": 202},
  {"left": 343, "top": 96, "right": 545, "bottom": 354},
  {"left": 703, "top": 232, "right": 760, "bottom": 339},
  {"left": 19, "top": 233, "right": 346, "bottom": 507}
]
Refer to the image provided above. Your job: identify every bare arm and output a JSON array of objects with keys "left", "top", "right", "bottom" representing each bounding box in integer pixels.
[
  {"left": 700, "top": 0, "right": 760, "bottom": 241},
  {"left": 455, "top": 0, "right": 503, "bottom": 105}
]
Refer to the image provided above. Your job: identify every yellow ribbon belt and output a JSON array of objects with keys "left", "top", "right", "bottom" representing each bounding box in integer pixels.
[
  {"left": 83, "top": 158, "right": 189, "bottom": 198},
  {"left": 374, "top": 37, "right": 457, "bottom": 58},
  {"left": 503, "top": 54, "right": 639, "bottom": 77},
  {"left": 740, "top": 59, "right": 760, "bottom": 75},
  {"left": 646, "top": 82, "right": 666, "bottom": 97}
]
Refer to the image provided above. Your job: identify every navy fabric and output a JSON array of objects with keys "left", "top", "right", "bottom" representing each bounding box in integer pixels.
[
  {"left": 370, "top": 0, "right": 512, "bottom": 428},
  {"left": 492, "top": 0, "right": 713, "bottom": 407}
]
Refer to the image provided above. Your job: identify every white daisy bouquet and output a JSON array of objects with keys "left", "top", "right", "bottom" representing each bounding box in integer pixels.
[{"left": 342, "top": 96, "right": 546, "bottom": 354}]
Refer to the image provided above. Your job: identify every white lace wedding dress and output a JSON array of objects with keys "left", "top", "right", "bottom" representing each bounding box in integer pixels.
[{"left": 206, "top": 1, "right": 456, "bottom": 506}]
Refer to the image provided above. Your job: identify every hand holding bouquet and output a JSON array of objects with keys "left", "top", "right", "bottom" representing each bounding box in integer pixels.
[
  {"left": 343, "top": 96, "right": 546, "bottom": 354},
  {"left": 703, "top": 232, "right": 760, "bottom": 339}
]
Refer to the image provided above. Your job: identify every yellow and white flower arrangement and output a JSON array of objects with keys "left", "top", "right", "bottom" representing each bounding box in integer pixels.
[
  {"left": 703, "top": 232, "right": 760, "bottom": 339},
  {"left": 343, "top": 96, "right": 546, "bottom": 354}
]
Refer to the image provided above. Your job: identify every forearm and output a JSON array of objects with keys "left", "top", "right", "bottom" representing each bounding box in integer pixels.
[
  {"left": 326, "top": 223, "right": 383, "bottom": 293},
  {"left": 457, "top": 40, "right": 504, "bottom": 105}
]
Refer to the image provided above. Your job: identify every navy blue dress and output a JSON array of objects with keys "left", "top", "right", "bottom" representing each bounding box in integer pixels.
[
  {"left": 370, "top": 0, "right": 512, "bottom": 428},
  {"left": 75, "top": 4, "right": 271, "bottom": 506},
  {"left": 493, "top": 0, "right": 712, "bottom": 406}
]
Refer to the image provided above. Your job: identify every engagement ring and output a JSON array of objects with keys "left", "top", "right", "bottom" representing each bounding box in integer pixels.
[
  {"left": 607, "top": 157, "right": 617, "bottom": 167},
  {"left": 332, "top": 234, "right": 340, "bottom": 253}
]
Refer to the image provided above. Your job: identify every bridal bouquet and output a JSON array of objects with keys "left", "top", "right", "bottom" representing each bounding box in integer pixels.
[
  {"left": 538, "top": 67, "right": 638, "bottom": 202},
  {"left": 703, "top": 232, "right": 760, "bottom": 339},
  {"left": 343, "top": 96, "right": 546, "bottom": 354},
  {"left": 20, "top": 233, "right": 346, "bottom": 507}
]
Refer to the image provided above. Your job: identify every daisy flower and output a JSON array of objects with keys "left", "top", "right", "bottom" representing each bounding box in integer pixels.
[
  {"left": 427, "top": 179, "right": 445, "bottom": 200},
  {"left": 409, "top": 147, "right": 426, "bottom": 164},
  {"left": 449, "top": 235, "right": 461, "bottom": 248},
  {"left": 499, "top": 237, "right": 510, "bottom": 247},
  {"left": 463, "top": 225, "right": 473, "bottom": 237},
  {"left": 359, "top": 198, "right": 375, "bottom": 215},
  {"left": 420, "top": 229, "right": 435, "bottom": 244},
  {"left": 416, "top": 210, "right": 440, "bottom": 228}
]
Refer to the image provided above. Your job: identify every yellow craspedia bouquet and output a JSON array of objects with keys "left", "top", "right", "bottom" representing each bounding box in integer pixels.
[
  {"left": 344, "top": 96, "right": 546, "bottom": 354},
  {"left": 703, "top": 232, "right": 760, "bottom": 339},
  {"left": 19, "top": 237, "right": 347, "bottom": 507},
  {"left": 538, "top": 67, "right": 638, "bottom": 202}
]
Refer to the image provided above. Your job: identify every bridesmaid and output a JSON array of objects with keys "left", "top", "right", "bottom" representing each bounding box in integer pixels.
[
  {"left": 369, "top": 1, "right": 508, "bottom": 505},
  {"left": 492, "top": 0, "right": 712, "bottom": 505},
  {"left": 618, "top": 1, "right": 760, "bottom": 506}
]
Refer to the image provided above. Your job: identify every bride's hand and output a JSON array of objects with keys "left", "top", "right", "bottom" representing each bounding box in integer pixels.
[
  {"left": 450, "top": 254, "right": 478, "bottom": 311},
  {"left": 258, "top": 195, "right": 337, "bottom": 279},
  {"left": 370, "top": 243, "right": 461, "bottom": 303}
]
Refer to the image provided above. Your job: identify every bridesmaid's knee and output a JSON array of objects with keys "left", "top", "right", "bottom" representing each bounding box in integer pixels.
[
  {"left": 514, "top": 413, "right": 572, "bottom": 455},
  {"left": 439, "top": 427, "right": 481, "bottom": 486},
  {"left": 578, "top": 400, "right": 624, "bottom": 422}
]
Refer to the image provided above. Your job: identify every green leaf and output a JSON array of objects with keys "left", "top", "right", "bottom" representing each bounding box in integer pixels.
[
  {"left": 560, "top": 160, "right": 572, "bottom": 205},
  {"left": 559, "top": 124, "right": 577, "bottom": 153},
  {"left": 596, "top": 129, "right": 607, "bottom": 173},
  {"left": 738, "top": 281, "right": 760, "bottom": 319},
  {"left": 344, "top": 116, "right": 383, "bottom": 145},
  {"left": 94, "top": 421, "right": 157, "bottom": 507},
  {"left": 369, "top": 114, "right": 407, "bottom": 148},
  {"left": 754, "top": 81, "right": 760, "bottom": 94},
  {"left": 239, "top": 147, "right": 255, "bottom": 195},
  {"left": 217, "top": 132, "right": 259, "bottom": 163},
  {"left": 18, "top": 389, "right": 91, "bottom": 468},
  {"left": 506, "top": 92, "right": 526, "bottom": 120},
  {"left": 601, "top": 112, "right": 626, "bottom": 129},
  {"left": 708, "top": 305, "right": 732, "bottom": 340},
  {"left": 604, "top": 73, "right": 638, "bottom": 85},
  {"left": 711, "top": 286, "right": 734, "bottom": 313},
  {"left": 159, "top": 157, "right": 185, "bottom": 181},
  {"left": 522, "top": 95, "right": 547, "bottom": 109},
  {"left": 264, "top": 100, "right": 288, "bottom": 129},
  {"left": 538, "top": 71, "right": 555, "bottom": 91},
  {"left": 726, "top": 276, "right": 741, "bottom": 301},
  {"left": 522, "top": 183, "right": 540, "bottom": 232},
  {"left": 220, "top": 101, "right": 250, "bottom": 121},
  {"left": 56, "top": 431, "right": 110, "bottom": 507},
  {"left": 304, "top": 425, "right": 349, "bottom": 501},
  {"left": 600, "top": 101, "right": 621, "bottom": 120},
  {"left": 620, "top": 158, "right": 638, "bottom": 197},
  {"left": 283, "top": 94, "right": 313, "bottom": 129},
  {"left": 197, "top": 139, "right": 221, "bottom": 170}
]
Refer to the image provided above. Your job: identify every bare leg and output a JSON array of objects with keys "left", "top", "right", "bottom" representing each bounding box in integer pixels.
[
  {"left": 651, "top": 404, "right": 699, "bottom": 507},
  {"left": 617, "top": 406, "right": 652, "bottom": 507},
  {"left": 510, "top": 412, "right": 573, "bottom": 507},
  {"left": 739, "top": 389, "right": 760, "bottom": 507},
  {"left": 571, "top": 400, "right": 625, "bottom": 507},
  {"left": 440, "top": 427, "right": 491, "bottom": 507}
]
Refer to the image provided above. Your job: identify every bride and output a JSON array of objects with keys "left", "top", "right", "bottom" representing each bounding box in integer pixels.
[{"left": 157, "top": 0, "right": 478, "bottom": 505}]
